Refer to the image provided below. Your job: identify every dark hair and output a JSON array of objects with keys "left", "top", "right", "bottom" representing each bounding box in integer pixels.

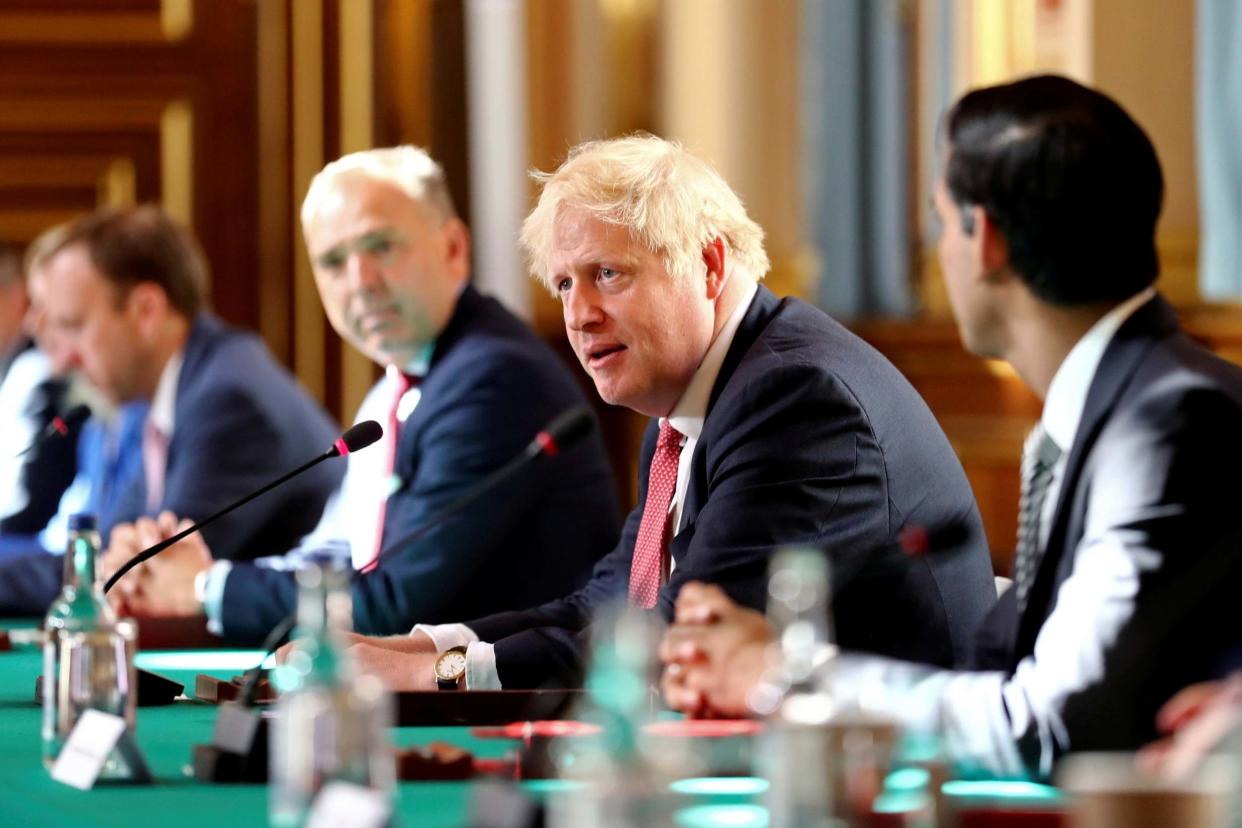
[
  {"left": 50, "top": 205, "right": 209, "bottom": 317},
  {"left": 943, "top": 74, "right": 1163, "bottom": 305}
]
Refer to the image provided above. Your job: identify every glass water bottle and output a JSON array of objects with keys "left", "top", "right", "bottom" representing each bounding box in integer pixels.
[
  {"left": 41, "top": 513, "right": 138, "bottom": 775},
  {"left": 269, "top": 564, "right": 393, "bottom": 827},
  {"left": 762, "top": 547, "right": 839, "bottom": 828}
]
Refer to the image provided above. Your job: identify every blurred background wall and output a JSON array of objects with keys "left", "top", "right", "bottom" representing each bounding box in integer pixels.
[{"left": 0, "top": 0, "right": 1234, "bottom": 574}]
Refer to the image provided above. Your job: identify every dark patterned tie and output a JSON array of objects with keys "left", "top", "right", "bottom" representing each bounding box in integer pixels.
[
  {"left": 1013, "top": 424, "right": 1062, "bottom": 612},
  {"left": 628, "top": 421, "right": 684, "bottom": 609}
]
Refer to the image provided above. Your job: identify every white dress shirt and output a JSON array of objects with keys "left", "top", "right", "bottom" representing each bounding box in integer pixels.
[
  {"left": 148, "top": 350, "right": 183, "bottom": 444},
  {"left": 418, "top": 283, "right": 761, "bottom": 690},
  {"left": 828, "top": 288, "right": 1160, "bottom": 779}
]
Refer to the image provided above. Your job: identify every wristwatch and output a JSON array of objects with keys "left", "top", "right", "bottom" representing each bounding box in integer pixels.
[{"left": 433, "top": 645, "right": 468, "bottom": 690}]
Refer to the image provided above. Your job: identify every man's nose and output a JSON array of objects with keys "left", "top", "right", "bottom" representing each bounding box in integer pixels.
[
  {"left": 345, "top": 251, "right": 383, "bottom": 291},
  {"left": 563, "top": 284, "right": 604, "bottom": 332}
]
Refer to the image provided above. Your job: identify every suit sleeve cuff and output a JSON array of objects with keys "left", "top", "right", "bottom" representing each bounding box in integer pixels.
[
  {"left": 465, "top": 641, "right": 501, "bottom": 690},
  {"left": 203, "top": 560, "right": 233, "bottom": 636},
  {"left": 412, "top": 622, "right": 479, "bottom": 652}
]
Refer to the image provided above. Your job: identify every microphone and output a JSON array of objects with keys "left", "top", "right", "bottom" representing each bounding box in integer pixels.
[
  {"left": 104, "top": 420, "right": 382, "bottom": 594},
  {"left": 16, "top": 403, "right": 90, "bottom": 458},
  {"left": 833, "top": 516, "right": 976, "bottom": 592},
  {"left": 192, "top": 407, "right": 597, "bottom": 780},
  {"left": 361, "top": 405, "right": 595, "bottom": 574}
]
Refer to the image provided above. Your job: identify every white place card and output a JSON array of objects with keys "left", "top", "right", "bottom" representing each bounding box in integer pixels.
[
  {"left": 50, "top": 709, "right": 126, "bottom": 790},
  {"left": 50, "top": 709, "right": 152, "bottom": 789},
  {"left": 306, "top": 781, "right": 391, "bottom": 828}
]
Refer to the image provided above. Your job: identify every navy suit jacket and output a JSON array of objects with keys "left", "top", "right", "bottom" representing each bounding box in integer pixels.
[
  {"left": 0, "top": 340, "right": 79, "bottom": 535},
  {"left": 0, "top": 314, "right": 343, "bottom": 614},
  {"left": 469, "top": 287, "right": 997, "bottom": 688},
  {"left": 217, "top": 286, "right": 622, "bottom": 642},
  {"left": 969, "top": 296, "right": 1242, "bottom": 758}
]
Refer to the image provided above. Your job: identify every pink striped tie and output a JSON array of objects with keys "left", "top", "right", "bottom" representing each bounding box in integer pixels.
[
  {"left": 363, "top": 372, "right": 418, "bottom": 572},
  {"left": 628, "top": 421, "right": 683, "bottom": 608},
  {"left": 142, "top": 419, "right": 169, "bottom": 514}
]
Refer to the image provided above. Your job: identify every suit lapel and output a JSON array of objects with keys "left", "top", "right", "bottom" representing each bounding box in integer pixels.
[
  {"left": 165, "top": 313, "right": 219, "bottom": 472},
  {"left": 677, "top": 286, "right": 783, "bottom": 539},
  {"left": 1014, "top": 295, "right": 1177, "bottom": 657}
]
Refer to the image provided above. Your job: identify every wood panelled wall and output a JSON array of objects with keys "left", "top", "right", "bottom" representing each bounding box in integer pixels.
[
  {"left": 0, "top": 0, "right": 258, "bottom": 330},
  {"left": 854, "top": 306, "right": 1242, "bottom": 576},
  {"left": 0, "top": 0, "right": 469, "bottom": 427}
]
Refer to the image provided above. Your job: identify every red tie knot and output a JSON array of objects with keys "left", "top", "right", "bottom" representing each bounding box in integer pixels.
[{"left": 657, "top": 421, "right": 683, "bottom": 452}]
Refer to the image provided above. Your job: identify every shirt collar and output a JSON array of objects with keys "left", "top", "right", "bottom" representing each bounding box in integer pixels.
[
  {"left": 1041, "top": 287, "right": 1156, "bottom": 452},
  {"left": 665, "top": 282, "right": 759, "bottom": 440},
  {"left": 149, "top": 349, "right": 184, "bottom": 437},
  {"left": 398, "top": 340, "right": 435, "bottom": 380}
]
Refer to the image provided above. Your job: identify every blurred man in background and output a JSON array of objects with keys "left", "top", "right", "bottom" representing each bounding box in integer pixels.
[
  {"left": 0, "top": 205, "right": 343, "bottom": 615},
  {"left": 0, "top": 243, "right": 79, "bottom": 537}
]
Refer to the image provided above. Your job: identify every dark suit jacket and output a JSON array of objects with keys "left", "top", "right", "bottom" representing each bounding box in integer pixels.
[
  {"left": 218, "top": 286, "right": 622, "bottom": 642},
  {"left": 970, "top": 296, "right": 1242, "bottom": 760},
  {"left": 0, "top": 314, "right": 343, "bottom": 614},
  {"left": 469, "top": 286, "right": 997, "bottom": 688},
  {"left": 0, "top": 340, "right": 79, "bottom": 535}
]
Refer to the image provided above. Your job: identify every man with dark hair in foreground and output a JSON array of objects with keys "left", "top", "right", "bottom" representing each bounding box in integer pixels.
[{"left": 662, "top": 75, "right": 1242, "bottom": 779}]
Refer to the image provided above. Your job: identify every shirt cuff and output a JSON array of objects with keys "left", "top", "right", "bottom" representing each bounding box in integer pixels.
[
  {"left": 465, "top": 641, "right": 501, "bottom": 690},
  {"left": 203, "top": 560, "right": 233, "bottom": 636},
  {"left": 412, "top": 622, "right": 478, "bottom": 653}
]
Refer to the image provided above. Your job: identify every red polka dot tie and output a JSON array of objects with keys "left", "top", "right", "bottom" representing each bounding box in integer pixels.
[{"left": 628, "top": 421, "right": 684, "bottom": 608}]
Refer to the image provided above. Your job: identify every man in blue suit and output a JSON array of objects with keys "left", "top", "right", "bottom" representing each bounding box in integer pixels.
[
  {"left": 0, "top": 206, "right": 343, "bottom": 615},
  {"left": 114, "top": 146, "right": 621, "bottom": 642},
  {"left": 328, "top": 136, "right": 996, "bottom": 692}
]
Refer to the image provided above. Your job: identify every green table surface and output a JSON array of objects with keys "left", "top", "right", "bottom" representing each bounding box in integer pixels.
[
  {"left": 0, "top": 640, "right": 515, "bottom": 828},
  {"left": 0, "top": 622, "right": 1065, "bottom": 828}
]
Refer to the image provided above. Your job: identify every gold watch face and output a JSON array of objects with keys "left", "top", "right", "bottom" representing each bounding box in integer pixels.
[{"left": 435, "top": 649, "right": 467, "bottom": 681}]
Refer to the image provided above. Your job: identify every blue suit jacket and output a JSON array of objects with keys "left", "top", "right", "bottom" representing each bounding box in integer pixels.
[
  {"left": 0, "top": 314, "right": 343, "bottom": 614},
  {"left": 217, "top": 286, "right": 622, "bottom": 642},
  {"left": 469, "top": 287, "right": 998, "bottom": 688}
]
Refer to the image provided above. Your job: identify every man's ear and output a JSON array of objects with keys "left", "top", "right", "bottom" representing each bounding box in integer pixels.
[
  {"left": 977, "top": 209, "right": 1010, "bottom": 276},
  {"left": 442, "top": 216, "right": 472, "bottom": 280},
  {"left": 703, "top": 237, "right": 727, "bottom": 300},
  {"left": 125, "top": 282, "right": 170, "bottom": 336}
]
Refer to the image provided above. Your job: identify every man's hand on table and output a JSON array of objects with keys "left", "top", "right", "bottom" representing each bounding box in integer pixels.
[
  {"left": 1138, "top": 674, "right": 1242, "bottom": 780},
  {"left": 349, "top": 641, "right": 438, "bottom": 691},
  {"left": 659, "top": 581, "right": 774, "bottom": 719},
  {"left": 275, "top": 632, "right": 438, "bottom": 690},
  {"left": 107, "top": 512, "right": 212, "bottom": 617}
]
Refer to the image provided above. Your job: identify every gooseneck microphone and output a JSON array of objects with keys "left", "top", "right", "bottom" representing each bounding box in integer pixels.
[
  {"left": 197, "top": 406, "right": 598, "bottom": 782},
  {"left": 361, "top": 405, "right": 595, "bottom": 575},
  {"left": 103, "top": 420, "right": 383, "bottom": 594},
  {"left": 16, "top": 403, "right": 91, "bottom": 458},
  {"left": 229, "top": 405, "right": 597, "bottom": 686}
]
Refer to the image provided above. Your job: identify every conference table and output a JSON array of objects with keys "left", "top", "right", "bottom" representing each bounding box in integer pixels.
[{"left": 0, "top": 623, "right": 1068, "bottom": 827}]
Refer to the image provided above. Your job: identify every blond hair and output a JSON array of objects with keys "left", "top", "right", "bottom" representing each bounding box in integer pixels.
[
  {"left": 521, "top": 135, "right": 769, "bottom": 291},
  {"left": 301, "top": 145, "right": 458, "bottom": 226}
]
